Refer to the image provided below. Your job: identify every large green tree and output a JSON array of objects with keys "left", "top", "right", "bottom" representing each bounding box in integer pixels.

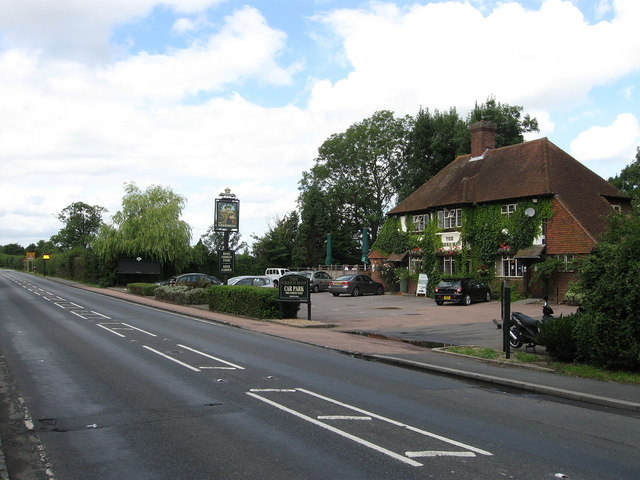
[
  {"left": 468, "top": 96, "right": 539, "bottom": 147},
  {"left": 298, "top": 110, "right": 410, "bottom": 262},
  {"left": 396, "top": 107, "right": 469, "bottom": 201},
  {"left": 251, "top": 211, "right": 299, "bottom": 270},
  {"left": 52, "top": 201, "right": 107, "bottom": 250},
  {"left": 94, "top": 182, "right": 192, "bottom": 272},
  {"left": 609, "top": 147, "right": 640, "bottom": 210}
]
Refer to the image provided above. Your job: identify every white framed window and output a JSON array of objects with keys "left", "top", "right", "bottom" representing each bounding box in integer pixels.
[
  {"left": 499, "top": 257, "right": 523, "bottom": 277},
  {"left": 412, "top": 214, "right": 426, "bottom": 233},
  {"left": 501, "top": 203, "right": 517, "bottom": 217},
  {"left": 437, "top": 208, "right": 462, "bottom": 229},
  {"left": 442, "top": 256, "right": 456, "bottom": 275},
  {"left": 556, "top": 254, "right": 575, "bottom": 272}
]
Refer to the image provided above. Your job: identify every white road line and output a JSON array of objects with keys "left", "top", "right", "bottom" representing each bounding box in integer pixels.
[
  {"left": 121, "top": 322, "right": 156, "bottom": 336},
  {"left": 406, "top": 451, "right": 476, "bottom": 458},
  {"left": 143, "top": 346, "right": 201, "bottom": 372},
  {"left": 318, "top": 416, "right": 372, "bottom": 421},
  {"left": 97, "top": 324, "right": 126, "bottom": 338},
  {"left": 177, "top": 344, "right": 245, "bottom": 370},
  {"left": 250, "top": 389, "right": 297, "bottom": 393},
  {"left": 71, "top": 311, "right": 88, "bottom": 320},
  {"left": 247, "top": 391, "right": 423, "bottom": 467},
  {"left": 54, "top": 302, "right": 66, "bottom": 309},
  {"left": 69, "top": 302, "right": 84, "bottom": 308},
  {"left": 91, "top": 311, "right": 111, "bottom": 319},
  {"left": 297, "top": 388, "right": 493, "bottom": 457}
]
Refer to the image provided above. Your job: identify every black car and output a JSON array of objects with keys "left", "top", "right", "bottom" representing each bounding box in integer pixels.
[
  {"left": 434, "top": 278, "right": 491, "bottom": 305},
  {"left": 329, "top": 274, "right": 384, "bottom": 297},
  {"left": 173, "top": 273, "right": 222, "bottom": 288}
]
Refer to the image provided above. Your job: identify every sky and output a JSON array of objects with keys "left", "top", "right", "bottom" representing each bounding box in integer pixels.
[{"left": 1, "top": 0, "right": 639, "bottom": 249}]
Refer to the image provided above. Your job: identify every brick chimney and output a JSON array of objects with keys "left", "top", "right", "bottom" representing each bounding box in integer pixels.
[{"left": 469, "top": 120, "right": 497, "bottom": 158}]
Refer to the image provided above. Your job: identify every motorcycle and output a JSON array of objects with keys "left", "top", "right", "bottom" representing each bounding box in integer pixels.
[{"left": 494, "top": 298, "right": 554, "bottom": 352}]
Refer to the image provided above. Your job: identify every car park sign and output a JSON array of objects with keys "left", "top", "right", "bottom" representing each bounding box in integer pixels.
[{"left": 278, "top": 274, "right": 311, "bottom": 320}]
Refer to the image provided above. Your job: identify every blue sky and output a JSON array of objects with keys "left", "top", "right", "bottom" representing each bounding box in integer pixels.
[{"left": 1, "top": 0, "right": 639, "bottom": 248}]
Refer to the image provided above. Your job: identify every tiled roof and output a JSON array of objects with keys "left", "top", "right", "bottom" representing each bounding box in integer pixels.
[{"left": 388, "top": 138, "right": 629, "bottom": 241}]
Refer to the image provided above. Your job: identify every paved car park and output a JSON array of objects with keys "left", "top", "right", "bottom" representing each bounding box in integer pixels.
[{"left": 307, "top": 291, "right": 580, "bottom": 350}]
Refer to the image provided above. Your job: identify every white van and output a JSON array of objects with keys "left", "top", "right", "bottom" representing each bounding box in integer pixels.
[{"left": 265, "top": 268, "right": 290, "bottom": 280}]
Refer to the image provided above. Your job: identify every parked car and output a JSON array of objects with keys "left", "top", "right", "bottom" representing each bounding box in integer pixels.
[
  {"left": 265, "top": 267, "right": 290, "bottom": 278},
  {"left": 329, "top": 274, "right": 384, "bottom": 297},
  {"left": 227, "top": 275, "right": 275, "bottom": 287},
  {"left": 173, "top": 273, "right": 221, "bottom": 288},
  {"left": 434, "top": 278, "right": 491, "bottom": 306},
  {"left": 285, "top": 270, "right": 332, "bottom": 293}
]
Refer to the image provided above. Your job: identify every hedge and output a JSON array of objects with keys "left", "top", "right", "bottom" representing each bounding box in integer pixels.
[
  {"left": 127, "top": 282, "right": 159, "bottom": 297},
  {"left": 155, "top": 285, "right": 209, "bottom": 305},
  {"left": 208, "top": 285, "right": 300, "bottom": 319}
]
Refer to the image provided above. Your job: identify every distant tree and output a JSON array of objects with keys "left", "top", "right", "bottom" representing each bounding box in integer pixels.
[
  {"left": 292, "top": 182, "right": 332, "bottom": 267},
  {"left": 251, "top": 211, "right": 299, "bottom": 270},
  {"left": 396, "top": 107, "right": 468, "bottom": 201},
  {"left": 199, "top": 227, "right": 247, "bottom": 253},
  {"left": 1, "top": 243, "right": 26, "bottom": 255},
  {"left": 299, "top": 110, "right": 410, "bottom": 261},
  {"left": 52, "top": 201, "right": 107, "bottom": 250},
  {"left": 609, "top": 147, "right": 640, "bottom": 210},
  {"left": 468, "top": 96, "right": 539, "bottom": 147},
  {"left": 93, "top": 182, "right": 192, "bottom": 272}
]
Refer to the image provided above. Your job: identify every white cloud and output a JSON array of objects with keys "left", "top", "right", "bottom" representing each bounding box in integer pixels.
[
  {"left": 570, "top": 113, "right": 640, "bottom": 176},
  {"left": 2, "top": 0, "right": 640, "bottom": 247},
  {"left": 0, "top": 1, "right": 227, "bottom": 62},
  {"left": 309, "top": 0, "right": 640, "bottom": 116}
]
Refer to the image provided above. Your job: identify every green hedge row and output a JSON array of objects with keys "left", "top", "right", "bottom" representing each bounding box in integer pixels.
[
  {"left": 152, "top": 284, "right": 300, "bottom": 319},
  {"left": 538, "top": 312, "right": 640, "bottom": 370},
  {"left": 127, "top": 282, "right": 158, "bottom": 296},
  {"left": 155, "top": 285, "right": 209, "bottom": 305},
  {"left": 208, "top": 285, "right": 300, "bottom": 319}
]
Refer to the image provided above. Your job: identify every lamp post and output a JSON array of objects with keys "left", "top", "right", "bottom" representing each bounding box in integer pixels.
[
  {"left": 42, "top": 254, "right": 50, "bottom": 277},
  {"left": 214, "top": 188, "right": 239, "bottom": 284}
]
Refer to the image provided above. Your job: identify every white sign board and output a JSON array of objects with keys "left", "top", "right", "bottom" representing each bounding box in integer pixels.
[{"left": 416, "top": 274, "right": 428, "bottom": 296}]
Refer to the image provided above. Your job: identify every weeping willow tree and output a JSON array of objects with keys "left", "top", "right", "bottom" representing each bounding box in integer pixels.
[{"left": 94, "top": 182, "right": 192, "bottom": 272}]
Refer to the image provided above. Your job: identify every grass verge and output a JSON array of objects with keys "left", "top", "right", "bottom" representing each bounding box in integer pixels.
[{"left": 444, "top": 346, "right": 640, "bottom": 384}]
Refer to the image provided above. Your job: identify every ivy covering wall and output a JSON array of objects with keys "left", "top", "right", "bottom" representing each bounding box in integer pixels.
[{"left": 373, "top": 198, "right": 554, "bottom": 283}]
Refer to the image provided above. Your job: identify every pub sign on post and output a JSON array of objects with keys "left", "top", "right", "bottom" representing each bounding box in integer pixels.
[{"left": 214, "top": 193, "right": 239, "bottom": 232}]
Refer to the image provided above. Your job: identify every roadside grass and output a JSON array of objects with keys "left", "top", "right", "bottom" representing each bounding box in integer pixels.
[{"left": 444, "top": 346, "right": 640, "bottom": 384}]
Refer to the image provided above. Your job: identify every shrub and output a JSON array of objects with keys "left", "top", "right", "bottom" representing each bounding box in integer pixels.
[
  {"left": 127, "top": 282, "right": 158, "bottom": 297},
  {"left": 208, "top": 285, "right": 300, "bottom": 319},
  {"left": 573, "top": 311, "right": 640, "bottom": 371},
  {"left": 537, "top": 313, "right": 578, "bottom": 362},
  {"left": 155, "top": 285, "right": 208, "bottom": 305}
]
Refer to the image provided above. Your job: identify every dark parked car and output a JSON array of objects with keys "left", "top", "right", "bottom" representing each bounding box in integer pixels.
[
  {"left": 329, "top": 274, "right": 384, "bottom": 297},
  {"left": 434, "top": 278, "right": 491, "bottom": 305},
  {"left": 285, "top": 270, "right": 332, "bottom": 292},
  {"left": 173, "top": 273, "right": 221, "bottom": 288}
]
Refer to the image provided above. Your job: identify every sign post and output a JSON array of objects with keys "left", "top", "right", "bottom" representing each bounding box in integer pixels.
[
  {"left": 214, "top": 188, "right": 239, "bottom": 283},
  {"left": 42, "top": 254, "right": 50, "bottom": 277},
  {"left": 278, "top": 274, "right": 311, "bottom": 320},
  {"left": 416, "top": 273, "right": 428, "bottom": 296}
]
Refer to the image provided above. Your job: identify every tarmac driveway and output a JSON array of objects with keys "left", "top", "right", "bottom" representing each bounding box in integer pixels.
[{"left": 308, "top": 292, "right": 579, "bottom": 350}]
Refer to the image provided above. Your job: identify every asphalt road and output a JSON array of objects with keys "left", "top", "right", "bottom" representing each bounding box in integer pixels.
[{"left": 1, "top": 271, "right": 639, "bottom": 479}]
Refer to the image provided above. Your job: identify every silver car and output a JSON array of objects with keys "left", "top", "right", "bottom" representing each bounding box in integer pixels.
[
  {"left": 227, "top": 275, "right": 275, "bottom": 287},
  {"left": 288, "top": 270, "right": 332, "bottom": 293}
]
